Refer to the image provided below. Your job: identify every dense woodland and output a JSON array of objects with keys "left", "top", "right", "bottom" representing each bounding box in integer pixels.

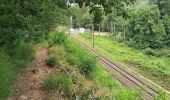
[
  {"left": 1, "top": 0, "right": 170, "bottom": 49},
  {"left": 0, "top": 0, "right": 170, "bottom": 99},
  {"left": 71, "top": 0, "right": 170, "bottom": 49}
]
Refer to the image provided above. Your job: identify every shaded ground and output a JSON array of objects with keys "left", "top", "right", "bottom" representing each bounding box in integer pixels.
[{"left": 9, "top": 49, "right": 54, "bottom": 100}]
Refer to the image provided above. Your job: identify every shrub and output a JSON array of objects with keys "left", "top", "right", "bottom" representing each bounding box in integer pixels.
[
  {"left": 47, "top": 46, "right": 67, "bottom": 67},
  {"left": 143, "top": 48, "right": 161, "bottom": 57},
  {"left": 48, "top": 32, "right": 67, "bottom": 46},
  {"left": 0, "top": 43, "right": 35, "bottom": 99},
  {"left": 12, "top": 43, "right": 35, "bottom": 60},
  {"left": 44, "top": 74, "right": 73, "bottom": 93},
  {"left": 9, "top": 42, "right": 35, "bottom": 71},
  {"left": 142, "top": 48, "right": 156, "bottom": 56},
  {"left": 79, "top": 55, "right": 97, "bottom": 77},
  {"left": 154, "top": 91, "right": 169, "bottom": 100},
  {"left": 0, "top": 52, "right": 14, "bottom": 100},
  {"left": 64, "top": 40, "right": 98, "bottom": 77},
  {"left": 162, "top": 15, "right": 170, "bottom": 47},
  {"left": 127, "top": 5, "right": 166, "bottom": 49},
  {"left": 115, "top": 32, "right": 124, "bottom": 43},
  {"left": 47, "top": 55, "right": 58, "bottom": 67}
]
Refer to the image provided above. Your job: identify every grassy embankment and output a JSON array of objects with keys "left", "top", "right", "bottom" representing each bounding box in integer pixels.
[
  {"left": 0, "top": 42, "right": 47, "bottom": 100},
  {"left": 78, "top": 33, "right": 170, "bottom": 92},
  {"left": 43, "top": 32, "right": 144, "bottom": 100}
]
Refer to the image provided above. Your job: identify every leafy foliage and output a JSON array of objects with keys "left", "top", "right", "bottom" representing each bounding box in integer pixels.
[
  {"left": 0, "top": 0, "right": 69, "bottom": 48},
  {"left": 75, "top": 0, "right": 136, "bottom": 13},
  {"left": 48, "top": 32, "right": 67, "bottom": 46},
  {"left": 90, "top": 5, "right": 104, "bottom": 26},
  {"left": 150, "top": 0, "right": 170, "bottom": 16},
  {"left": 126, "top": 5, "right": 166, "bottom": 48},
  {"left": 162, "top": 15, "right": 170, "bottom": 46},
  {"left": 0, "top": 44, "right": 35, "bottom": 99},
  {"left": 64, "top": 39, "right": 98, "bottom": 77},
  {"left": 47, "top": 32, "right": 143, "bottom": 99}
]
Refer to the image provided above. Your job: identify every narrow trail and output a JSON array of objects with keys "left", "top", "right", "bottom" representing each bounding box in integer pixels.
[{"left": 9, "top": 49, "right": 54, "bottom": 100}]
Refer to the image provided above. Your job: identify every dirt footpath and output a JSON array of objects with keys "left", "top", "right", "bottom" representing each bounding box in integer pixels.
[{"left": 9, "top": 49, "right": 54, "bottom": 100}]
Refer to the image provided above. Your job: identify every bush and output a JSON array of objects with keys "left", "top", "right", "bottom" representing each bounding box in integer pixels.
[
  {"left": 9, "top": 42, "right": 35, "bottom": 71},
  {"left": 47, "top": 46, "right": 67, "bottom": 67},
  {"left": 142, "top": 48, "right": 162, "bottom": 57},
  {"left": 115, "top": 32, "right": 124, "bottom": 43},
  {"left": 0, "top": 52, "right": 14, "bottom": 100},
  {"left": 142, "top": 48, "right": 155, "bottom": 56},
  {"left": 47, "top": 55, "right": 58, "bottom": 67},
  {"left": 48, "top": 32, "right": 67, "bottom": 46},
  {"left": 79, "top": 55, "right": 97, "bottom": 77},
  {"left": 0, "top": 42, "right": 35, "bottom": 99},
  {"left": 162, "top": 15, "right": 170, "bottom": 47},
  {"left": 64, "top": 40, "right": 98, "bottom": 77},
  {"left": 44, "top": 74, "right": 73, "bottom": 93},
  {"left": 127, "top": 5, "right": 166, "bottom": 49}
]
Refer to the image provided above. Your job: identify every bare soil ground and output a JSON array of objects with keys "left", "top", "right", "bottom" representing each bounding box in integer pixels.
[{"left": 9, "top": 49, "right": 54, "bottom": 100}]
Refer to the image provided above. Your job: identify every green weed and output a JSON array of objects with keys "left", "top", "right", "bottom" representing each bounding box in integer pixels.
[
  {"left": 0, "top": 51, "right": 14, "bottom": 100},
  {"left": 79, "top": 33, "right": 170, "bottom": 91},
  {"left": 0, "top": 43, "right": 35, "bottom": 100},
  {"left": 47, "top": 46, "right": 67, "bottom": 67},
  {"left": 48, "top": 32, "right": 67, "bottom": 47},
  {"left": 44, "top": 73, "right": 73, "bottom": 93},
  {"left": 64, "top": 39, "right": 98, "bottom": 77}
]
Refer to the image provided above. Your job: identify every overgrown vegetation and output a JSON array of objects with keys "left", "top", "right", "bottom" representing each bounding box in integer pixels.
[
  {"left": 79, "top": 33, "right": 170, "bottom": 92},
  {"left": 44, "top": 74, "right": 73, "bottom": 93},
  {"left": 44, "top": 32, "right": 143, "bottom": 99},
  {"left": 71, "top": 0, "right": 170, "bottom": 49},
  {"left": 1, "top": 0, "right": 170, "bottom": 99},
  {"left": 110, "top": 0, "right": 170, "bottom": 49},
  {"left": 0, "top": 0, "right": 69, "bottom": 99},
  {"left": 0, "top": 44, "right": 35, "bottom": 100}
]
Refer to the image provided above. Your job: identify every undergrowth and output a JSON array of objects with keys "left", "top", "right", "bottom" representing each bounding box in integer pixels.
[
  {"left": 0, "top": 42, "right": 35, "bottom": 100},
  {"left": 79, "top": 33, "right": 170, "bottom": 99},
  {"left": 44, "top": 31, "right": 144, "bottom": 99}
]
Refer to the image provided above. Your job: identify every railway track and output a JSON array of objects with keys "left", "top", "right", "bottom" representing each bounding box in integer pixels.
[{"left": 73, "top": 36, "right": 163, "bottom": 100}]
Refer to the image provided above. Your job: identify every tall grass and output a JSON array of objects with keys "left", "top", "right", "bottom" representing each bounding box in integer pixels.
[
  {"left": 64, "top": 38, "right": 98, "bottom": 77},
  {"left": 79, "top": 33, "right": 170, "bottom": 95},
  {"left": 0, "top": 42, "right": 35, "bottom": 100},
  {"left": 0, "top": 51, "right": 14, "bottom": 100},
  {"left": 44, "top": 74, "right": 73, "bottom": 93},
  {"left": 45, "top": 32, "right": 144, "bottom": 99}
]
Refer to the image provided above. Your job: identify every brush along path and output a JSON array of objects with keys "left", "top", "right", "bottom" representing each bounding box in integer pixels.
[
  {"left": 73, "top": 36, "right": 164, "bottom": 100},
  {"left": 9, "top": 49, "right": 55, "bottom": 100}
]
